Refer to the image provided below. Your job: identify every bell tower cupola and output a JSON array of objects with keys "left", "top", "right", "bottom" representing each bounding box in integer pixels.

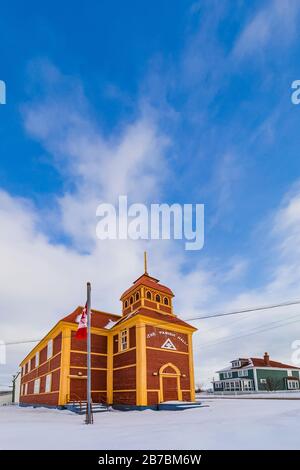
[{"left": 120, "top": 252, "right": 174, "bottom": 316}]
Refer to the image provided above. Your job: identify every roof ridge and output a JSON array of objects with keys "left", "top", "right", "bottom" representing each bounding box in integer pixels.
[{"left": 250, "top": 357, "right": 300, "bottom": 370}]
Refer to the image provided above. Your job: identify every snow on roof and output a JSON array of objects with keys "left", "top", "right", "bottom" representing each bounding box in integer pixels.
[
  {"left": 217, "top": 356, "right": 300, "bottom": 373},
  {"left": 104, "top": 319, "right": 118, "bottom": 329}
]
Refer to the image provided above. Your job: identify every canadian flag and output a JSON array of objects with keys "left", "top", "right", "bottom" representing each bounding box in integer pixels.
[{"left": 75, "top": 304, "right": 88, "bottom": 339}]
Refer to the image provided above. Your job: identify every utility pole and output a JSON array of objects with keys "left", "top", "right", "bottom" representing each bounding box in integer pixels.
[{"left": 86, "top": 281, "right": 92, "bottom": 424}]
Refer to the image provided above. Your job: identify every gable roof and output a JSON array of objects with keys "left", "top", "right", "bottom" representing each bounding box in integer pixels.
[
  {"left": 120, "top": 273, "right": 174, "bottom": 300},
  {"left": 113, "top": 307, "right": 197, "bottom": 331},
  {"left": 217, "top": 357, "right": 300, "bottom": 373},
  {"left": 250, "top": 357, "right": 300, "bottom": 370},
  {"left": 62, "top": 306, "right": 121, "bottom": 329}
]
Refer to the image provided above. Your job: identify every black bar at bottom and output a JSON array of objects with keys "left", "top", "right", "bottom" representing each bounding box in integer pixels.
[{"left": 0, "top": 450, "right": 299, "bottom": 466}]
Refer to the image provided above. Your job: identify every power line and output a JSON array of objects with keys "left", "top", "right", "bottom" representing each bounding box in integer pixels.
[
  {"left": 199, "top": 312, "right": 300, "bottom": 349},
  {"left": 3, "top": 298, "right": 300, "bottom": 347},
  {"left": 5, "top": 339, "right": 41, "bottom": 346},
  {"left": 185, "top": 299, "right": 300, "bottom": 321}
]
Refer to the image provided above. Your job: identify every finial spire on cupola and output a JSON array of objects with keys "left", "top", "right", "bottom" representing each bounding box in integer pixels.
[{"left": 144, "top": 251, "right": 148, "bottom": 275}]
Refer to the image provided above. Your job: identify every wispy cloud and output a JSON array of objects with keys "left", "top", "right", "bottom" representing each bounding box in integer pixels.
[
  {"left": 2, "top": 0, "right": 300, "bottom": 390},
  {"left": 233, "top": 0, "right": 300, "bottom": 58}
]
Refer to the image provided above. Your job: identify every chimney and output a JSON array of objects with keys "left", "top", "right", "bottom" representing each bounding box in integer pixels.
[{"left": 264, "top": 352, "right": 270, "bottom": 366}]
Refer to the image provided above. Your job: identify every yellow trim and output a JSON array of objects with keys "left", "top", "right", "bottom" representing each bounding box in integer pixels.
[
  {"left": 146, "top": 346, "right": 189, "bottom": 355},
  {"left": 21, "top": 366, "right": 61, "bottom": 383},
  {"left": 68, "top": 375, "right": 86, "bottom": 379},
  {"left": 159, "top": 362, "right": 182, "bottom": 402},
  {"left": 113, "top": 346, "right": 136, "bottom": 356},
  {"left": 69, "top": 366, "right": 107, "bottom": 371},
  {"left": 20, "top": 324, "right": 63, "bottom": 366},
  {"left": 188, "top": 333, "right": 196, "bottom": 401},
  {"left": 22, "top": 351, "right": 62, "bottom": 378},
  {"left": 138, "top": 314, "right": 197, "bottom": 333},
  {"left": 107, "top": 334, "right": 113, "bottom": 404},
  {"left": 70, "top": 350, "right": 107, "bottom": 356},
  {"left": 113, "top": 389, "right": 136, "bottom": 393},
  {"left": 22, "top": 391, "right": 59, "bottom": 396},
  {"left": 20, "top": 319, "right": 110, "bottom": 367},
  {"left": 113, "top": 364, "right": 136, "bottom": 371},
  {"left": 136, "top": 321, "right": 147, "bottom": 406},
  {"left": 61, "top": 321, "right": 112, "bottom": 335},
  {"left": 58, "top": 327, "right": 71, "bottom": 406}
]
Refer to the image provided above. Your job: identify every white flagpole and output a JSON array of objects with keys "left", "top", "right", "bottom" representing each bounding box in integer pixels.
[{"left": 86, "top": 281, "right": 92, "bottom": 424}]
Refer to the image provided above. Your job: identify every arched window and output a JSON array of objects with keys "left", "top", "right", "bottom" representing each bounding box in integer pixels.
[
  {"left": 146, "top": 291, "right": 152, "bottom": 300},
  {"left": 130, "top": 296, "right": 134, "bottom": 305},
  {"left": 135, "top": 292, "right": 140, "bottom": 301},
  {"left": 124, "top": 300, "right": 128, "bottom": 308},
  {"left": 155, "top": 294, "right": 161, "bottom": 303},
  {"left": 164, "top": 297, "right": 169, "bottom": 305}
]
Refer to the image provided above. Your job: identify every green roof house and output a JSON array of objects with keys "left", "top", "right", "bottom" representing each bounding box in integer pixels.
[{"left": 213, "top": 353, "right": 300, "bottom": 393}]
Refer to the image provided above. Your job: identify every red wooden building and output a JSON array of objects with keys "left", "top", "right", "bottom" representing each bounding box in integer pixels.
[{"left": 19, "top": 267, "right": 197, "bottom": 409}]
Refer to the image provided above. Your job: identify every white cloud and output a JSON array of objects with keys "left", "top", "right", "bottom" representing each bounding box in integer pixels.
[
  {"left": 2, "top": 61, "right": 300, "bottom": 392},
  {"left": 233, "top": 0, "right": 300, "bottom": 58},
  {"left": 0, "top": 63, "right": 214, "bottom": 388},
  {"left": 23, "top": 65, "right": 170, "bottom": 248}
]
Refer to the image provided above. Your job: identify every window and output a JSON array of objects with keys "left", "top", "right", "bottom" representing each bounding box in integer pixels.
[
  {"left": 47, "top": 340, "right": 53, "bottom": 360},
  {"left": 34, "top": 378, "right": 40, "bottom": 394},
  {"left": 124, "top": 300, "right": 128, "bottom": 308},
  {"left": 135, "top": 292, "right": 140, "bottom": 301},
  {"left": 45, "top": 374, "right": 52, "bottom": 393},
  {"left": 146, "top": 291, "right": 152, "bottom": 300},
  {"left": 287, "top": 370, "right": 292, "bottom": 377},
  {"left": 155, "top": 294, "right": 161, "bottom": 303},
  {"left": 260, "top": 378, "right": 267, "bottom": 384},
  {"left": 243, "top": 380, "right": 253, "bottom": 391},
  {"left": 36, "top": 352, "right": 39, "bottom": 368},
  {"left": 232, "top": 361, "right": 241, "bottom": 368},
  {"left": 287, "top": 380, "right": 299, "bottom": 390},
  {"left": 223, "top": 371, "right": 232, "bottom": 379},
  {"left": 238, "top": 369, "right": 248, "bottom": 377},
  {"left": 120, "top": 329, "right": 128, "bottom": 351},
  {"left": 130, "top": 296, "right": 134, "bottom": 305},
  {"left": 23, "top": 383, "right": 28, "bottom": 395},
  {"left": 164, "top": 297, "right": 169, "bottom": 305}
]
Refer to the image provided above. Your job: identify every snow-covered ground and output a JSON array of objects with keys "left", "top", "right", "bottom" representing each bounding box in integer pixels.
[
  {"left": 1, "top": 399, "right": 300, "bottom": 450},
  {"left": 197, "top": 391, "right": 300, "bottom": 399}
]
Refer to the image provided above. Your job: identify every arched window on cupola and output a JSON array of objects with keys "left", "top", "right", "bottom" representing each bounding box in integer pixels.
[
  {"left": 155, "top": 294, "right": 161, "bottom": 303},
  {"left": 164, "top": 297, "right": 169, "bottom": 305},
  {"left": 130, "top": 296, "right": 134, "bottom": 305},
  {"left": 124, "top": 300, "right": 128, "bottom": 308},
  {"left": 135, "top": 292, "right": 140, "bottom": 301},
  {"left": 146, "top": 291, "right": 152, "bottom": 300}
]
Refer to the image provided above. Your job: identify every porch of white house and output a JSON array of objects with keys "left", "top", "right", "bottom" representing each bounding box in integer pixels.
[{"left": 214, "top": 379, "right": 254, "bottom": 392}]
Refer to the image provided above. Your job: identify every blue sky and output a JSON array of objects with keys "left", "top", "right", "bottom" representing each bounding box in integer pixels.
[{"left": 1, "top": 0, "right": 300, "bottom": 387}]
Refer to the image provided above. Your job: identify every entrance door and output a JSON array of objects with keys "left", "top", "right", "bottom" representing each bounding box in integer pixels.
[
  {"left": 163, "top": 376, "right": 179, "bottom": 401},
  {"left": 69, "top": 378, "right": 87, "bottom": 401}
]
